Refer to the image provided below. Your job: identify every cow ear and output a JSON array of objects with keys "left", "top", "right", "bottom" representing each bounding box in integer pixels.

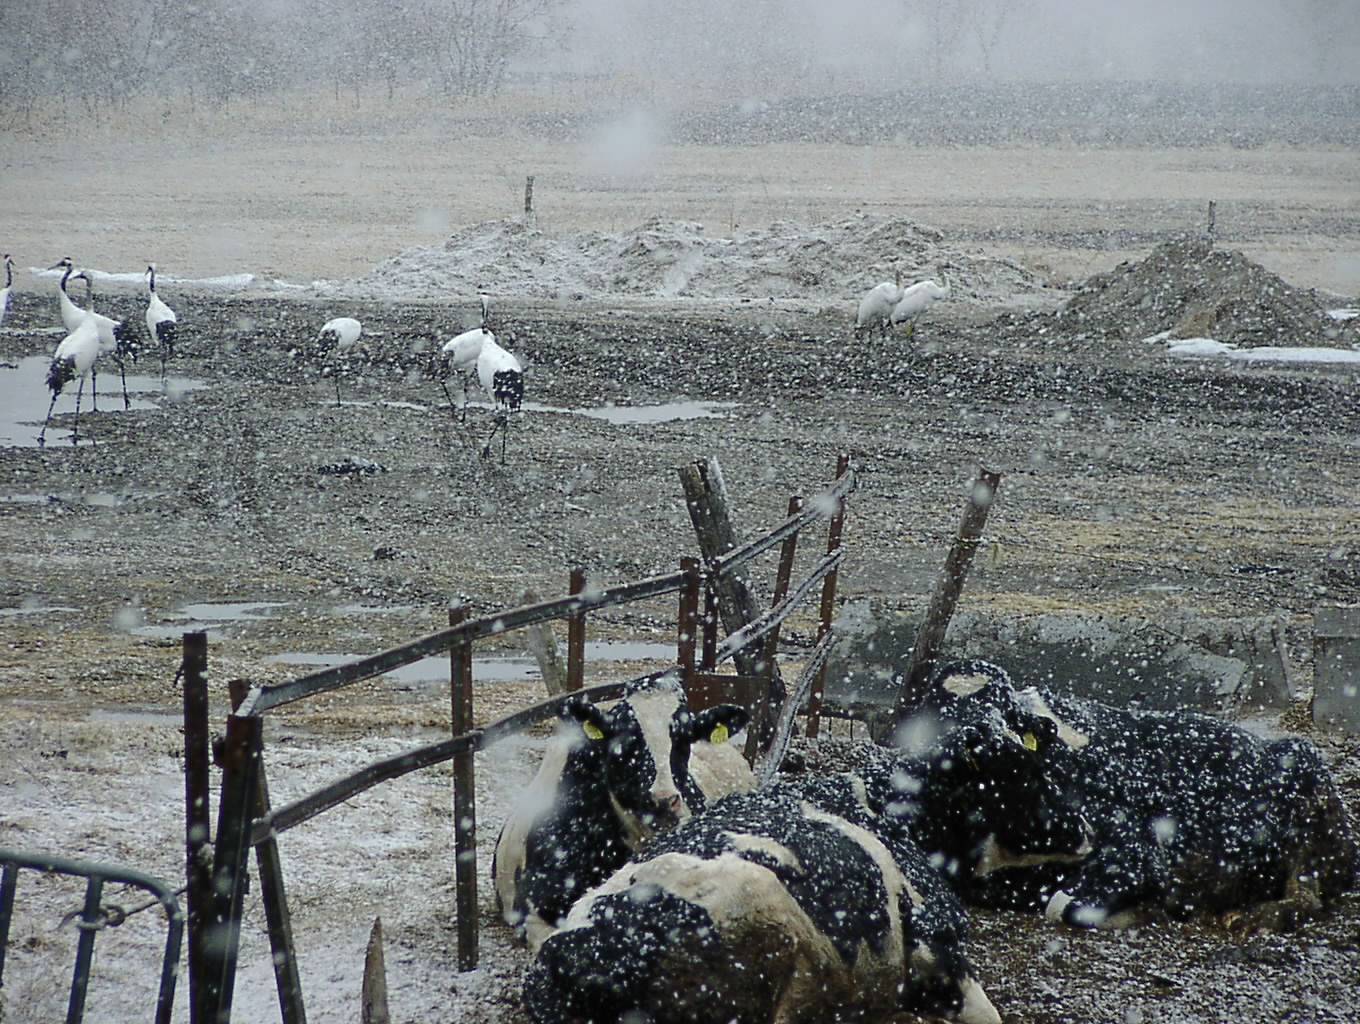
[
  {"left": 1023, "top": 717, "right": 1060, "bottom": 750},
  {"left": 693, "top": 704, "right": 750, "bottom": 744},
  {"left": 565, "top": 699, "right": 610, "bottom": 742}
]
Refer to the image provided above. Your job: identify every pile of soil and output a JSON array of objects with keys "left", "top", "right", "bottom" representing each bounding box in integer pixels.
[
  {"left": 1057, "top": 238, "right": 1354, "bottom": 348},
  {"left": 351, "top": 214, "right": 1055, "bottom": 307}
]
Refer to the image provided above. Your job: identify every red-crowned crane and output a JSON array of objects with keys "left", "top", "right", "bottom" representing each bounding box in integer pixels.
[
  {"left": 315, "top": 317, "right": 363, "bottom": 406},
  {"left": 0, "top": 254, "right": 13, "bottom": 329},
  {"left": 40, "top": 316, "right": 101, "bottom": 446},
  {"left": 476, "top": 331, "right": 524, "bottom": 462},
  {"left": 145, "top": 263, "right": 178, "bottom": 376},
  {"left": 855, "top": 277, "right": 905, "bottom": 340},
  {"left": 890, "top": 271, "right": 951, "bottom": 339},
  {"left": 439, "top": 293, "right": 492, "bottom": 422},
  {"left": 79, "top": 271, "right": 138, "bottom": 408}
]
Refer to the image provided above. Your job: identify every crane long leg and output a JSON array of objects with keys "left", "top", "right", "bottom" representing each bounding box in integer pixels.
[
  {"left": 118, "top": 356, "right": 131, "bottom": 410},
  {"left": 439, "top": 376, "right": 460, "bottom": 423},
  {"left": 73, "top": 379, "right": 84, "bottom": 445},
  {"left": 480, "top": 411, "right": 509, "bottom": 462},
  {"left": 90, "top": 366, "right": 99, "bottom": 412},
  {"left": 39, "top": 393, "right": 59, "bottom": 447}
]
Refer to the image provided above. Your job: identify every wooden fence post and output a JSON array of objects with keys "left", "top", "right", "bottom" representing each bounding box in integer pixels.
[
  {"left": 448, "top": 606, "right": 478, "bottom": 970},
  {"left": 875, "top": 467, "right": 1003, "bottom": 743},
  {"left": 806, "top": 453, "right": 851, "bottom": 738},
  {"left": 566, "top": 568, "right": 586, "bottom": 692},
  {"left": 203, "top": 712, "right": 263, "bottom": 1022},
  {"left": 228, "top": 679, "right": 306, "bottom": 1024},
  {"left": 679, "top": 457, "right": 786, "bottom": 743},
  {"left": 181, "top": 632, "right": 211, "bottom": 1024}
]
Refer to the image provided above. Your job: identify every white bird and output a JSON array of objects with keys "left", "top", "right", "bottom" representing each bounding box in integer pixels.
[
  {"left": 48, "top": 257, "right": 87, "bottom": 334},
  {"left": 315, "top": 317, "right": 363, "bottom": 406},
  {"left": 890, "top": 273, "right": 951, "bottom": 338},
  {"left": 855, "top": 279, "right": 905, "bottom": 340},
  {"left": 78, "top": 271, "right": 139, "bottom": 408},
  {"left": 145, "top": 263, "right": 178, "bottom": 376},
  {"left": 439, "top": 294, "right": 492, "bottom": 422},
  {"left": 40, "top": 316, "right": 102, "bottom": 446},
  {"left": 0, "top": 254, "right": 13, "bottom": 329},
  {"left": 476, "top": 332, "right": 524, "bottom": 462}
]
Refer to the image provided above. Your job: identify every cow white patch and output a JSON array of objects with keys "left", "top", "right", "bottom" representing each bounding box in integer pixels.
[
  {"left": 1018, "top": 687, "right": 1090, "bottom": 749},
  {"left": 973, "top": 833, "right": 1090, "bottom": 878}
]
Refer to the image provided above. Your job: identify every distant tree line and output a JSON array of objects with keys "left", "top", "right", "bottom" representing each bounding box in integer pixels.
[{"left": 0, "top": 0, "right": 565, "bottom": 120}]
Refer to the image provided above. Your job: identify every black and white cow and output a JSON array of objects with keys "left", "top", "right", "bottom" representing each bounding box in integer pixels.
[
  {"left": 493, "top": 672, "right": 753, "bottom": 948},
  {"left": 523, "top": 721, "right": 1091, "bottom": 1024},
  {"left": 524, "top": 775, "right": 998, "bottom": 1024},
  {"left": 914, "top": 658, "right": 1358, "bottom": 928}
]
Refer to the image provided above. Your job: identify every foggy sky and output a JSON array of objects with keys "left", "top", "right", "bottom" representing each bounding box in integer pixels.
[{"left": 564, "top": 0, "right": 1358, "bottom": 89}]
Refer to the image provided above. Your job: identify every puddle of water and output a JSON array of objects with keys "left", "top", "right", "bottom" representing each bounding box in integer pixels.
[
  {"left": 0, "top": 489, "right": 165, "bottom": 506},
  {"left": 453, "top": 399, "right": 737, "bottom": 425},
  {"left": 89, "top": 706, "right": 183, "bottom": 726},
  {"left": 268, "top": 640, "right": 680, "bottom": 688},
  {"left": 0, "top": 355, "right": 205, "bottom": 447},
  {"left": 571, "top": 401, "right": 737, "bottom": 425},
  {"left": 0, "top": 603, "right": 79, "bottom": 617},
  {"left": 131, "top": 600, "right": 286, "bottom": 639}
]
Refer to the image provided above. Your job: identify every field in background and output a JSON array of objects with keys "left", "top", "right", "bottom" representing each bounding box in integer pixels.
[{"left": 2, "top": 81, "right": 1357, "bottom": 296}]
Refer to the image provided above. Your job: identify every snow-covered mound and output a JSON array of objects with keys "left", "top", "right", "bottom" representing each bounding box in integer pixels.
[
  {"left": 1058, "top": 238, "right": 1356, "bottom": 349},
  {"left": 350, "top": 215, "right": 1056, "bottom": 307}
]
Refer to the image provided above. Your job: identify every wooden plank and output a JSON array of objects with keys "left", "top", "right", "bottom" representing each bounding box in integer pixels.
[
  {"left": 877, "top": 468, "right": 1003, "bottom": 742},
  {"left": 239, "top": 572, "right": 686, "bottom": 715}
]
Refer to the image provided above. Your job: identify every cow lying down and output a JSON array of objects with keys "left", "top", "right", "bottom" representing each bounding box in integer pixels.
[
  {"left": 493, "top": 672, "right": 753, "bottom": 949},
  {"left": 918, "top": 659, "right": 1358, "bottom": 929},
  {"left": 524, "top": 722, "right": 1091, "bottom": 1024}
]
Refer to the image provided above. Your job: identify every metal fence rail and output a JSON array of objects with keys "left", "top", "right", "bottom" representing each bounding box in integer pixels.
[{"left": 0, "top": 848, "right": 184, "bottom": 1024}]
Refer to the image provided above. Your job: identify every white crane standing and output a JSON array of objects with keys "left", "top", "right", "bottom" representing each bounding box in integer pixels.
[
  {"left": 855, "top": 278, "right": 905, "bottom": 340},
  {"left": 145, "top": 263, "right": 178, "bottom": 376},
  {"left": 79, "top": 271, "right": 138, "bottom": 408},
  {"left": 40, "top": 316, "right": 102, "bottom": 446},
  {"left": 476, "top": 332, "right": 524, "bottom": 462},
  {"left": 439, "top": 293, "right": 492, "bottom": 422},
  {"left": 890, "top": 271, "right": 951, "bottom": 339},
  {"left": 315, "top": 317, "right": 363, "bottom": 406},
  {"left": 0, "top": 254, "right": 13, "bottom": 329}
]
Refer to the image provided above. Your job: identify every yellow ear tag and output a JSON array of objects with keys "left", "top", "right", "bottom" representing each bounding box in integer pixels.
[
  {"left": 1022, "top": 731, "right": 1038, "bottom": 751},
  {"left": 710, "top": 722, "right": 729, "bottom": 745},
  {"left": 583, "top": 721, "right": 605, "bottom": 741}
]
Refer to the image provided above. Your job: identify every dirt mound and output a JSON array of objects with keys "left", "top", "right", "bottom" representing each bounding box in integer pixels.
[
  {"left": 348, "top": 214, "right": 1055, "bottom": 307},
  {"left": 1058, "top": 238, "right": 1351, "bottom": 348}
]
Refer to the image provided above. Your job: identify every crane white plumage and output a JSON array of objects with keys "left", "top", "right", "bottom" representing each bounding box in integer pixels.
[
  {"left": 890, "top": 272, "right": 951, "bottom": 338},
  {"left": 145, "top": 263, "right": 178, "bottom": 376},
  {"left": 40, "top": 316, "right": 102, "bottom": 446},
  {"left": 0, "top": 254, "right": 13, "bottom": 329},
  {"left": 439, "top": 293, "right": 492, "bottom": 422},
  {"left": 49, "top": 258, "right": 87, "bottom": 334},
  {"left": 79, "top": 270, "right": 139, "bottom": 408},
  {"left": 855, "top": 279, "right": 905, "bottom": 340},
  {"left": 315, "top": 316, "right": 363, "bottom": 406},
  {"left": 476, "top": 331, "right": 524, "bottom": 462}
]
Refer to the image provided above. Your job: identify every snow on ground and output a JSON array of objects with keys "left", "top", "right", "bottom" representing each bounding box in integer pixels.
[
  {"left": 0, "top": 705, "right": 548, "bottom": 1023},
  {"left": 344, "top": 214, "right": 1058, "bottom": 308}
]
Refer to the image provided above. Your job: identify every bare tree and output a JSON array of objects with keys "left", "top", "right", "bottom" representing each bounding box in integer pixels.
[{"left": 428, "top": 0, "right": 562, "bottom": 97}]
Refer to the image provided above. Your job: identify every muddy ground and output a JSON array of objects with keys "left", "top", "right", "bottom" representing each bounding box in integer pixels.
[{"left": 2, "top": 270, "right": 1359, "bottom": 1022}]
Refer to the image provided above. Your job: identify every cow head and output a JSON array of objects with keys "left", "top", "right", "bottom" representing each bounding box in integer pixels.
[
  {"left": 874, "top": 720, "right": 1090, "bottom": 886},
  {"left": 565, "top": 674, "right": 750, "bottom": 846}
]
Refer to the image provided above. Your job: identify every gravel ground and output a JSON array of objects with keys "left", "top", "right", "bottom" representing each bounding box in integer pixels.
[{"left": 2, "top": 260, "right": 1358, "bottom": 1021}]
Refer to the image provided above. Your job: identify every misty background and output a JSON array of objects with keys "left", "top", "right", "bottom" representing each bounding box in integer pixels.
[{"left": 1, "top": 0, "right": 1356, "bottom": 126}]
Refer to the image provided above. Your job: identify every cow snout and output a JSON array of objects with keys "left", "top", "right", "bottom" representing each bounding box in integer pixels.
[{"left": 648, "top": 789, "right": 684, "bottom": 824}]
